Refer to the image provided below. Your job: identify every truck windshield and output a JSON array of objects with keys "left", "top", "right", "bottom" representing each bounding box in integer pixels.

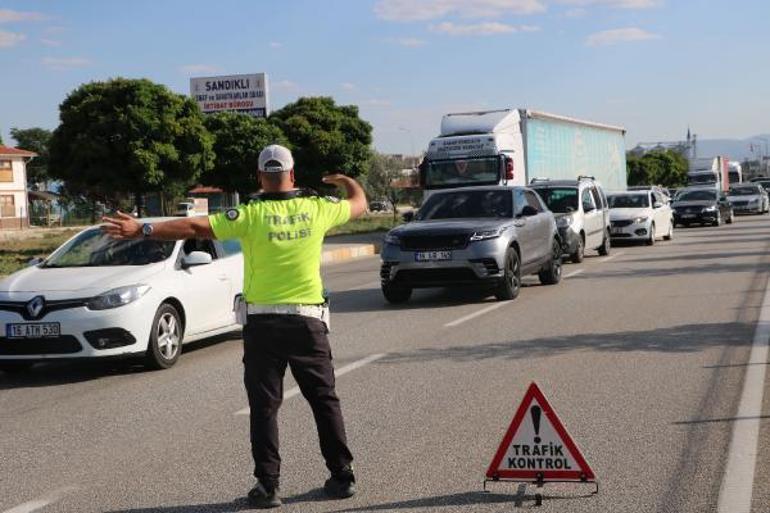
[
  {"left": 608, "top": 194, "right": 650, "bottom": 208},
  {"left": 416, "top": 190, "right": 512, "bottom": 220},
  {"left": 531, "top": 187, "right": 578, "bottom": 213},
  {"left": 689, "top": 174, "right": 716, "bottom": 184},
  {"left": 424, "top": 157, "right": 500, "bottom": 188}
]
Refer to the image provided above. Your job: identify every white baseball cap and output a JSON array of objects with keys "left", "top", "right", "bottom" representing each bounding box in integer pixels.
[{"left": 258, "top": 144, "right": 294, "bottom": 172}]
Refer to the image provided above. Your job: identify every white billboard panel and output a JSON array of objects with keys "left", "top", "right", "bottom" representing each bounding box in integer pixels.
[{"left": 190, "top": 73, "right": 269, "bottom": 117}]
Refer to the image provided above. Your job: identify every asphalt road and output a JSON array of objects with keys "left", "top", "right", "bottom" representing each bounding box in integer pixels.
[{"left": 1, "top": 215, "right": 769, "bottom": 513}]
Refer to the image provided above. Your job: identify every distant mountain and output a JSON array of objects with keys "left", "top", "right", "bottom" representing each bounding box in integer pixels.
[{"left": 695, "top": 134, "right": 770, "bottom": 162}]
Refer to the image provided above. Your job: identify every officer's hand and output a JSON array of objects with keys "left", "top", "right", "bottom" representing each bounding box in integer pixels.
[
  {"left": 101, "top": 211, "right": 142, "bottom": 239},
  {"left": 322, "top": 173, "right": 349, "bottom": 186}
]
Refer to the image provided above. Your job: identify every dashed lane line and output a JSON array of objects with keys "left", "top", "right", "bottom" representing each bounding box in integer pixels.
[
  {"left": 1, "top": 487, "right": 77, "bottom": 513},
  {"left": 235, "top": 353, "right": 386, "bottom": 415}
]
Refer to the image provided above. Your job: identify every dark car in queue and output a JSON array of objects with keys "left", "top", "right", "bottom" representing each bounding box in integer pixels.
[
  {"left": 379, "top": 186, "right": 562, "bottom": 304},
  {"left": 671, "top": 187, "right": 734, "bottom": 227}
]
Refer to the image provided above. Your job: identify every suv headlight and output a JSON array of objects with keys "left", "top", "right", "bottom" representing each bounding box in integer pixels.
[
  {"left": 633, "top": 216, "right": 649, "bottom": 224},
  {"left": 384, "top": 233, "right": 400, "bottom": 246},
  {"left": 702, "top": 206, "right": 717, "bottom": 212},
  {"left": 88, "top": 285, "right": 151, "bottom": 310},
  {"left": 556, "top": 215, "right": 573, "bottom": 228},
  {"left": 470, "top": 227, "right": 506, "bottom": 242}
]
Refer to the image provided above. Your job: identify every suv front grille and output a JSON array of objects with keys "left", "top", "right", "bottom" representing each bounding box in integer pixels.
[{"left": 400, "top": 234, "right": 469, "bottom": 251}]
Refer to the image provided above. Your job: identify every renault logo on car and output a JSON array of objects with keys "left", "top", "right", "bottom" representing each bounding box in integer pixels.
[{"left": 26, "top": 296, "right": 45, "bottom": 319}]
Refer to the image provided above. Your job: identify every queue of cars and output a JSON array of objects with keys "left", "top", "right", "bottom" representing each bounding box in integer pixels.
[{"left": 0, "top": 177, "right": 763, "bottom": 371}]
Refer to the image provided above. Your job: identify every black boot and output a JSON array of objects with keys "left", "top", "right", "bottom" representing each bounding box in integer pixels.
[
  {"left": 247, "top": 481, "right": 281, "bottom": 509},
  {"left": 324, "top": 466, "right": 356, "bottom": 499}
]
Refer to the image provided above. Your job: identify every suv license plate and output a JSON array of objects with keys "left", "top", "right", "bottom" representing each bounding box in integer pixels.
[
  {"left": 5, "top": 323, "right": 60, "bottom": 339},
  {"left": 611, "top": 228, "right": 624, "bottom": 235},
  {"left": 415, "top": 251, "right": 452, "bottom": 262}
]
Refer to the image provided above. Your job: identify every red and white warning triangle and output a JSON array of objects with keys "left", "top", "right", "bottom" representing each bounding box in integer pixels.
[{"left": 486, "top": 382, "right": 596, "bottom": 482}]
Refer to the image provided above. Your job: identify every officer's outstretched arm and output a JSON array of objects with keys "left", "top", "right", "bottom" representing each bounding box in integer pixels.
[
  {"left": 322, "top": 174, "right": 368, "bottom": 219},
  {"left": 101, "top": 212, "right": 216, "bottom": 240}
]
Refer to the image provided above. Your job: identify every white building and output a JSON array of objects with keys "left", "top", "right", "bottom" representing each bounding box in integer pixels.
[{"left": 0, "top": 145, "right": 36, "bottom": 229}]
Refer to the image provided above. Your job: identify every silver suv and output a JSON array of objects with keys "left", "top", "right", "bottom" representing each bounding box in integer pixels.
[
  {"left": 379, "top": 186, "right": 562, "bottom": 304},
  {"left": 529, "top": 177, "right": 611, "bottom": 263}
]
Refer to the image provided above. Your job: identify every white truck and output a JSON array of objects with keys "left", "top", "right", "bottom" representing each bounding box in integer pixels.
[
  {"left": 174, "top": 197, "right": 209, "bottom": 217},
  {"left": 419, "top": 109, "right": 627, "bottom": 193},
  {"left": 687, "top": 156, "right": 730, "bottom": 191}
]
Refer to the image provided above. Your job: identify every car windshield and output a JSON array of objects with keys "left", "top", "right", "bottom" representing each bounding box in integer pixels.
[
  {"left": 425, "top": 157, "right": 500, "bottom": 188},
  {"left": 416, "top": 190, "right": 512, "bottom": 220},
  {"left": 608, "top": 194, "right": 650, "bottom": 208},
  {"left": 729, "top": 186, "right": 758, "bottom": 196},
  {"left": 42, "top": 228, "right": 176, "bottom": 268},
  {"left": 676, "top": 190, "right": 716, "bottom": 202},
  {"left": 532, "top": 187, "right": 578, "bottom": 213}
]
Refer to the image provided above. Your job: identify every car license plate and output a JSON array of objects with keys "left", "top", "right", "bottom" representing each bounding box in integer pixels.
[
  {"left": 5, "top": 323, "right": 60, "bottom": 339},
  {"left": 681, "top": 214, "right": 696, "bottom": 218},
  {"left": 415, "top": 251, "right": 452, "bottom": 262},
  {"left": 611, "top": 228, "right": 624, "bottom": 235}
]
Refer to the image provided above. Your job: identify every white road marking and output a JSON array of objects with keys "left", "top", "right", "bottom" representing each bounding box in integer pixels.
[
  {"left": 600, "top": 251, "right": 624, "bottom": 263},
  {"left": 2, "top": 487, "right": 77, "bottom": 513},
  {"left": 235, "top": 353, "right": 386, "bottom": 415},
  {"left": 444, "top": 301, "right": 511, "bottom": 328},
  {"left": 445, "top": 267, "right": 587, "bottom": 328},
  {"left": 564, "top": 269, "right": 584, "bottom": 279},
  {"left": 716, "top": 280, "right": 770, "bottom": 513}
]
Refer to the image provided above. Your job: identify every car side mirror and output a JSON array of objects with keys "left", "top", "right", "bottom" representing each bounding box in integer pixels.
[
  {"left": 402, "top": 211, "right": 415, "bottom": 223},
  {"left": 583, "top": 204, "right": 595, "bottom": 213},
  {"left": 519, "top": 205, "right": 538, "bottom": 217},
  {"left": 182, "top": 251, "right": 213, "bottom": 268},
  {"left": 653, "top": 202, "right": 663, "bottom": 209},
  {"left": 27, "top": 257, "right": 43, "bottom": 267}
]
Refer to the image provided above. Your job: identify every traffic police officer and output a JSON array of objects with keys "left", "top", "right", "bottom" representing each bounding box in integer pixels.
[{"left": 102, "top": 144, "right": 368, "bottom": 509}]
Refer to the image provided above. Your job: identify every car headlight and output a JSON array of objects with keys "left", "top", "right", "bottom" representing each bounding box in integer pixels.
[
  {"left": 633, "top": 216, "right": 649, "bottom": 224},
  {"left": 748, "top": 199, "right": 759, "bottom": 205},
  {"left": 469, "top": 227, "right": 506, "bottom": 242},
  {"left": 702, "top": 206, "right": 717, "bottom": 212},
  {"left": 88, "top": 285, "right": 151, "bottom": 310},
  {"left": 384, "top": 233, "right": 401, "bottom": 246},
  {"left": 556, "top": 216, "right": 573, "bottom": 228}
]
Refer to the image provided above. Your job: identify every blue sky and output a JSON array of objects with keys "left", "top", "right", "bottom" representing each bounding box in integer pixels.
[{"left": 1, "top": 0, "right": 769, "bottom": 154}]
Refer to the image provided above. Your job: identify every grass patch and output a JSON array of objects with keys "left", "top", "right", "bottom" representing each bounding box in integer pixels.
[
  {"left": 0, "top": 230, "right": 79, "bottom": 278},
  {"left": 326, "top": 214, "right": 399, "bottom": 236}
]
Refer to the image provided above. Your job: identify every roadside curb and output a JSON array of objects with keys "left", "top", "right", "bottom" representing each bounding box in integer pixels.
[{"left": 321, "top": 244, "right": 377, "bottom": 265}]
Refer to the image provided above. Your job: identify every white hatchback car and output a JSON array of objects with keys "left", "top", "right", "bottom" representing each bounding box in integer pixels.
[
  {"left": 607, "top": 190, "right": 674, "bottom": 245},
  {"left": 0, "top": 219, "right": 243, "bottom": 372}
]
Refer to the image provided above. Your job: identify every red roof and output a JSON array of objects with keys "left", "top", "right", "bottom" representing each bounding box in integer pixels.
[
  {"left": 188, "top": 185, "right": 224, "bottom": 194},
  {"left": 0, "top": 145, "right": 37, "bottom": 157}
]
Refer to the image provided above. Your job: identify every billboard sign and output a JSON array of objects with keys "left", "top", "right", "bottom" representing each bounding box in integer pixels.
[{"left": 190, "top": 73, "right": 269, "bottom": 117}]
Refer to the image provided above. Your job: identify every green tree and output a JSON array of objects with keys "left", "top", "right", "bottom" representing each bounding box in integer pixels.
[
  {"left": 49, "top": 78, "right": 213, "bottom": 215},
  {"left": 626, "top": 149, "right": 688, "bottom": 188},
  {"left": 270, "top": 97, "right": 373, "bottom": 189},
  {"left": 362, "top": 152, "right": 403, "bottom": 221},
  {"left": 203, "top": 112, "right": 288, "bottom": 197},
  {"left": 10, "top": 127, "right": 52, "bottom": 189}
]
